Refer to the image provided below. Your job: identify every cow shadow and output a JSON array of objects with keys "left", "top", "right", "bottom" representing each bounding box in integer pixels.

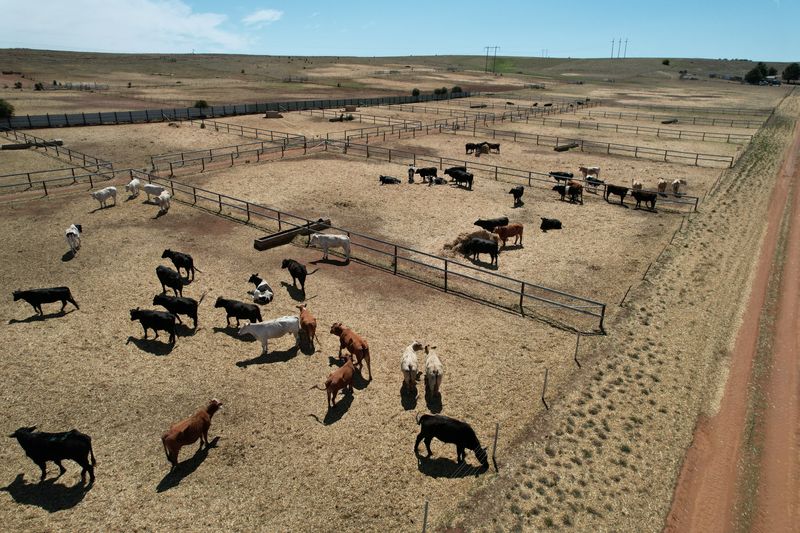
[
  {"left": 175, "top": 324, "right": 199, "bottom": 337},
  {"left": 8, "top": 309, "right": 74, "bottom": 324},
  {"left": 125, "top": 194, "right": 139, "bottom": 202},
  {"left": 153, "top": 210, "right": 168, "bottom": 220},
  {"left": 465, "top": 257, "right": 499, "bottom": 271},
  {"left": 156, "top": 437, "right": 219, "bottom": 493},
  {"left": 61, "top": 250, "right": 76, "bottom": 262},
  {"left": 125, "top": 336, "right": 175, "bottom": 356},
  {"left": 299, "top": 335, "right": 316, "bottom": 355},
  {"left": 425, "top": 393, "right": 443, "bottom": 414},
  {"left": 280, "top": 281, "right": 306, "bottom": 302},
  {"left": 415, "top": 455, "right": 486, "bottom": 478},
  {"left": 400, "top": 384, "right": 419, "bottom": 410},
  {"left": 1, "top": 473, "right": 91, "bottom": 512},
  {"left": 352, "top": 370, "right": 371, "bottom": 390},
  {"left": 308, "top": 393, "right": 353, "bottom": 426},
  {"left": 309, "top": 258, "right": 349, "bottom": 267},
  {"left": 500, "top": 243, "right": 524, "bottom": 251},
  {"left": 88, "top": 204, "right": 115, "bottom": 214},
  {"left": 511, "top": 201, "right": 525, "bottom": 209},
  {"left": 212, "top": 326, "right": 255, "bottom": 341},
  {"left": 236, "top": 345, "right": 299, "bottom": 367}
]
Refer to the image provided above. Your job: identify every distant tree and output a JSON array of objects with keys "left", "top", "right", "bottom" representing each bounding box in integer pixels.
[
  {"left": 193, "top": 100, "right": 209, "bottom": 108},
  {"left": 451, "top": 85, "right": 463, "bottom": 93},
  {"left": 13, "top": 81, "right": 22, "bottom": 89},
  {"left": 34, "top": 82, "right": 44, "bottom": 91},
  {"left": 0, "top": 99, "right": 14, "bottom": 119},
  {"left": 745, "top": 66, "right": 764, "bottom": 85},
  {"left": 767, "top": 66, "right": 778, "bottom": 76},
  {"left": 782, "top": 62, "right": 800, "bottom": 82},
  {"left": 411, "top": 88, "right": 420, "bottom": 97},
  {"left": 441, "top": 86, "right": 448, "bottom": 94},
  {"left": 127, "top": 82, "right": 132, "bottom": 88},
  {"left": 756, "top": 62, "right": 769, "bottom": 77},
  {"left": 52, "top": 80, "right": 57, "bottom": 86},
  {"left": 241, "top": 69, "right": 245, "bottom": 74},
  {"left": 662, "top": 59, "right": 670, "bottom": 66}
]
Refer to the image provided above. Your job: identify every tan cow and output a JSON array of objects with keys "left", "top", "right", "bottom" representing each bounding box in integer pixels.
[
  {"left": 161, "top": 399, "right": 222, "bottom": 471},
  {"left": 311, "top": 355, "right": 355, "bottom": 408},
  {"left": 330, "top": 322, "right": 372, "bottom": 380}
]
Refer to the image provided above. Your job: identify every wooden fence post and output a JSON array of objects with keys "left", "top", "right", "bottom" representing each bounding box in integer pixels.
[
  {"left": 444, "top": 260, "right": 448, "bottom": 292},
  {"left": 542, "top": 368, "right": 549, "bottom": 410},
  {"left": 492, "top": 423, "right": 499, "bottom": 472},
  {"left": 574, "top": 333, "right": 581, "bottom": 368},
  {"left": 421, "top": 501, "right": 429, "bottom": 533}
]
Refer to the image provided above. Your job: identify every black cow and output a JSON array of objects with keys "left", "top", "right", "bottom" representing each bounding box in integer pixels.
[
  {"left": 214, "top": 297, "right": 262, "bottom": 328},
  {"left": 465, "top": 143, "right": 477, "bottom": 154},
  {"left": 407, "top": 167, "right": 415, "bottom": 183},
  {"left": 444, "top": 166, "right": 468, "bottom": 180},
  {"left": 9, "top": 426, "right": 96, "bottom": 484},
  {"left": 604, "top": 184, "right": 629, "bottom": 205},
  {"left": 130, "top": 308, "right": 177, "bottom": 344},
  {"left": 161, "top": 249, "right": 199, "bottom": 281},
  {"left": 473, "top": 217, "right": 509, "bottom": 232},
  {"left": 486, "top": 143, "right": 500, "bottom": 154},
  {"left": 450, "top": 170, "right": 474, "bottom": 190},
  {"left": 12, "top": 287, "right": 79, "bottom": 316},
  {"left": 509, "top": 185, "right": 524, "bottom": 207},
  {"left": 540, "top": 217, "right": 562, "bottom": 232},
  {"left": 552, "top": 184, "right": 583, "bottom": 204},
  {"left": 415, "top": 167, "right": 438, "bottom": 183},
  {"left": 156, "top": 265, "right": 186, "bottom": 297},
  {"left": 281, "top": 258, "right": 307, "bottom": 294},
  {"left": 463, "top": 237, "right": 499, "bottom": 266},
  {"left": 379, "top": 175, "right": 401, "bottom": 185},
  {"left": 549, "top": 171, "right": 574, "bottom": 183},
  {"left": 414, "top": 414, "right": 489, "bottom": 468},
  {"left": 152, "top": 294, "right": 202, "bottom": 329},
  {"left": 586, "top": 175, "right": 605, "bottom": 190},
  {"left": 632, "top": 190, "right": 658, "bottom": 211}
]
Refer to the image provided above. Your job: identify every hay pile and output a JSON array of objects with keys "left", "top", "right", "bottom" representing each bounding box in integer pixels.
[{"left": 441, "top": 229, "right": 499, "bottom": 257}]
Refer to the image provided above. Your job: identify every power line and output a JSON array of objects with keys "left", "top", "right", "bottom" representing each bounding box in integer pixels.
[
  {"left": 484, "top": 45, "right": 499, "bottom": 73},
  {"left": 624, "top": 38, "right": 628, "bottom": 59},
  {"left": 611, "top": 38, "right": 615, "bottom": 59}
]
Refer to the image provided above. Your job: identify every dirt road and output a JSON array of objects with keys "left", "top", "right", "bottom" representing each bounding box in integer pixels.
[{"left": 664, "top": 120, "right": 800, "bottom": 532}]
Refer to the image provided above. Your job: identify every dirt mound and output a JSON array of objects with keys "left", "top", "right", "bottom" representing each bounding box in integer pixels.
[{"left": 441, "top": 229, "right": 499, "bottom": 257}]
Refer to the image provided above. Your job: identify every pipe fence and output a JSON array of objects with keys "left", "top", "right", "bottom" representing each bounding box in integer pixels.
[
  {"left": 296, "top": 108, "right": 423, "bottom": 128},
  {"left": 0, "top": 167, "right": 117, "bottom": 196},
  {"left": 584, "top": 110, "right": 761, "bottom": 129},
  {"left": 326, "top": 140, "right": 700, "bottom": 212},
  {"left": 1, "top": 130, "right": 113, "bottom": 168},
  {"left": 131, "top": 169, "right": 607, "bottom": 331},
  {"left": 183, "top": 118, "right": 307, "bottom": 146},
  {"left": 0, "top": 92, "right": 474, "bottom": 130},
  {"left": 0, "top": 164, "right": 115, "bottom": 190},
  {"left": 612, "top": 102, "right": 773, "bottom": 117}
]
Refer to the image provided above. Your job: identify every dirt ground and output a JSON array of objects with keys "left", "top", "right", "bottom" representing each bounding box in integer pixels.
[
  {"left": 0, "top": 187, "right": 580, "bottom": 533},
  {"left": 0, "top": 149, "right": 83, "bottom": 177}
]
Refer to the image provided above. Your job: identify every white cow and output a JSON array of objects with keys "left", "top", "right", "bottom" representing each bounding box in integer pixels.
[
  {"left": 239, "top": 316, "right": 300, "bottom": 355},
  {"left": 155, "top": 191, "right": 171, "bottom": 215},
  {"left": 90, "top": 186, "right": 117, "bottom": 208},
  {"left": 248, "top": 274, "right": 274, "bottom": 304},
  {"left": 631, "top": 179, "right": 643, "bottom": 190},
  {"left": 401, "top": 341, "right": 423, "bottom": 393},
  {"left": 672, "top": 179, "right": 687, "bottom": 195},
  {"left": 424, "top": 344, "right": 444, "bottom": 398},
  {"left": 657, "top": 178, "right": 668, "bottom": 194},
  {"left": 125, "top": 178, "right": 141, "bottom": 198},
  {"left": 309, "top": 233, "right": 351, "bottom": 262},
  {"left": 579, "top": 165, "right": 601, "bottom": 179},
  {"left": 143, "top": 183, "right": 166, "bottom": 203},
  {"left": 64, "top": 224, "right": 82, "bottom": 254}
]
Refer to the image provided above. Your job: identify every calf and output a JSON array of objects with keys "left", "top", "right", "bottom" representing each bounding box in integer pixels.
[
  {"left": 486, "top": 142, "right": 500, "bottom": 154},
  {"left": 631, "top": 179, "right": 643, "bottom": 190},
  {"left": 465, "top": 143, "right": 477, "bottom": 154},
  {"left": 153, "top": 293, "right": 203, "bottom": 329},
  {"left": 552, "top": 180, "right": 583, "bottom": 204},
  {"left": 125, "top": 178, "right": 141, "bottom": 198},
  {"left": 415, "top": 167, "right": 438, "bottom": 184},
  {"left": 9, "top": 426, "right": 96, "bottom": 483},
  {"left": 473, "top": 217, "right": 509, "bottom": 232},
  {"left": 248, "top": 274, "right": 273, "bottom": 304},
  {"left": 657, "top": 178, "right": 668, "bottom": 196},
  {"left": 215, "top": 297, "right": 262, "bottom": 328},
  {"left": 549, "top": 171, "right": 574, "bottom": 183},
  {"left": 129, "top": 308, "right": 177, "bottom": 344},
  {"left": 400, "top": 341, "right": 423, "bottom": 394},
  {"left": 309, "top": 233, "right": 351, "bottom": 262},
  {"left": 450, "top": 169, "right": 474, "bottom": 190},
  {"left": 162, "top": 249, "right": 199, "bottom": 281},
  {"left": 13, "top": 287, "right": 79, "bottom": 316},
  {"left": 407, "top": 166, "right": 416, "bottom": 183},
  {"left": 463, "top": 237, "right": 499, "bottom": 266},
  {"left": 239, "top": 316, "right": 300, "bottom": 355},
  {"left": 632, "top": 190, "right": 658, "bottom": 211},
  {"left": 296, "top": 304, "right": 319, "bottom": 346},
  {"left": 424, "top": 344, "right": 444, "bottom": 398},
  {"left": 161, "top": 399, "right": 222, "bottom": 471},
  {"left": 415, "top": 414, "right": 489, "bottom": 468},
  {"left": 540, "top": 217, "right": 562, "bottom": 232},
  {"left": 156, "top": 265, "right": 186, "bottom": 297},
  {"left": 493, "top": 223, "right": 523, "bottom": 247},
  {"left": 330, "top": 322, "right": 372, "bottom": 380},
  {"left": 311, "top": 355, "right": 355, "bottom": 408},
  {"left": 604, "top": 184, "right": 629, "bottom": 205},
  {"left": 90, "top": 186, "right": 117, "bottom": 209},
  {"left": 672, "top": 179, "right": 687, "bottom": 195},
  {"left": 155, "top": 191, "right": 171, "bottom": 215},
  {"left": 65, "top": 223, "right": 82, "bottom": 254},
  {"left": 578, "top": 165, "right": 601, "bottom": 179},
  {"left": 281, "top": 258, "right": 307, "bottom": 294},
  {"left": 586, "top": 175, "right": 605, "bottom": 190},
  {"left": 143, "top": 183, "right": 166, "bottom": 203},
  {"left": 508, "top": 185, "right": 524, "bottom": 207},
  {"left": 379, "top": 175, "right": 401, "bottom": 185}
]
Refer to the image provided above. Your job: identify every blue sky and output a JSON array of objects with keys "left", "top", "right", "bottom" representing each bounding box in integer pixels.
[{"left": 0, "top": 0, "right": 797, "bottom": 61}]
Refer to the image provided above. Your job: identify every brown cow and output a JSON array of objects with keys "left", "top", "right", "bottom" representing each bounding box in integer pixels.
[
  {"left": 161, "top": 398, "right": 222, "bottom": 471},
  {"left": 492, "top": 223, "right": 523, "bottom": 247},
  {"left": 296, "top": 304, "right": 319, "bottom": 348},
  {"left": 311, "top": 355, "right": 355, "bottom": 408},
  {"left": 330, "top": 322, "right": 372, "bottom": 380}
]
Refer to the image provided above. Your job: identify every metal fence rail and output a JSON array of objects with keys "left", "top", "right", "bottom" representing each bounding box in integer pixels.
[
  {"left": 0, "top": 92, "right": 474, "bottom": 130},
  {"left": 613, "top": 102, "right": 773, "bottom": 117},
  {"left": 129, "top": 169, "right": 607, "bottom": 331},
  {"left": 0, "top": 164, "right": 115, "bottom": 190},
  {"left": 0, "top": 168, "right": 117, "bottom": 195},
  {"left": 326, "top": 140, "right": 700, "bottom": 211},
  {"left": 585, "top": 110, "right": 761, "bottom": 129},
  {"left": 183, "top": 118, "right": 307, "bottom": 146},
  {"left": 296, "top": 108, "right": 423, "bottom": 128},
  {"left": 1, "top": 130, "right": 113, "bottom": 168}
]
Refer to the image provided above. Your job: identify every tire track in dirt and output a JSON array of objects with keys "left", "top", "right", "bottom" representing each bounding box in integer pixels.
[{"left": 664, "top": 118, "right": 800, "bottom": 533}]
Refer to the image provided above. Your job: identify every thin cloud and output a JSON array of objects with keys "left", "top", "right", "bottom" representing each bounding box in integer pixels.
[{"left": 242, "top": 9, "right": 283, "bottom": 26}]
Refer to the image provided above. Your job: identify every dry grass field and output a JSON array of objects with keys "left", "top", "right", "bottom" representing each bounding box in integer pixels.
[
  {"left": 1, "top": 49, "right": 798, "bottom": 532},
  {"left": 0, "top": 149, "right": 83, "bottom": 177}
]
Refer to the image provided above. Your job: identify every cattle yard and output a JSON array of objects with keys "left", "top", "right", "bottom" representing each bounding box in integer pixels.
[{"left": 0, "top": 68, "right": 795, "bottom": 532}]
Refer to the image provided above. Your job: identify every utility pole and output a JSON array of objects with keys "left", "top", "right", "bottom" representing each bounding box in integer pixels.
[
  {"left": 492, "top": 46, "right": 500, "bottom": 74},
  {"left": 484, "top": 46, "right": 490, "bottom": 73},
  {"left": 618, "top": 37, "right": 622, "bottom": 58},
  {"left": 483, "top": 46, "right": 500, "bottom": 74},
  {"left": 624, "top": 38, "right": 628, "bottom": 58},
  {"left": 611, "top": 38, "right": 615, "bottom": 59}
]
